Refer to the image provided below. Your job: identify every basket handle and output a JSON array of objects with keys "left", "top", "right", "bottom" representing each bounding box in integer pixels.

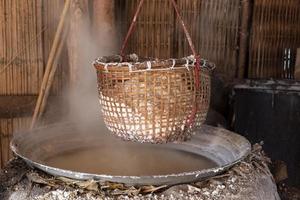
[
  {"left": 120, "top": 0, "right": 201, "bottom": 128},
  {"left": 120, "top": 0, "right": 199, "bottom": 59},
  {"left": 120, "top": 0, "right": 145, "bottom": 58}
]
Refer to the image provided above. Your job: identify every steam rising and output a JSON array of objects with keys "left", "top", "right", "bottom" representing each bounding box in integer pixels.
[{"left": 66, "top": 1, "right": 117, "bottom": 129}]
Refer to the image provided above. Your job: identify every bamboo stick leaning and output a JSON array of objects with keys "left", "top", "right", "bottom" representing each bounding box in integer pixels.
[{"left": 30, "top": 0, "right": 71, "bottom": 129}]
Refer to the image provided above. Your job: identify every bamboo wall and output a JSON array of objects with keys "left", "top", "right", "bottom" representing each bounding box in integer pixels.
[
  {"left": 117, "top": 0, "right": 300, "bottom": 80},
  {"left": 0, "top": 0, "right": 43, "bottom": 95},
  {"left": 0, "top": 117, "right": 31, "bottom": 167},
  {"left": 116, "top": 0, "right": 175, "bottom": 58},
  {"left": 0, "top": 0, "right": 67, "bottom": 96},
  {"left": 248, "top": 0, "right": 300, "bottom": 79},
  {"left": 0, "top": 0, "right": 68, "bottom": 167},
  {"left": 176, "top": 0, "right": 240, "bottom": 79},
  {"left": 116, "top": 0, "right": 241, "bottom": 79}
]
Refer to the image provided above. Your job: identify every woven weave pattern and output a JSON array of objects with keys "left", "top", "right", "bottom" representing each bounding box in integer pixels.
[{"left": 94, "top": 55, "right": 212, "bottom": 143}]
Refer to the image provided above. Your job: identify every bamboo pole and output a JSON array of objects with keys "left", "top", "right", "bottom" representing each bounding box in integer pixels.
[
  {"left": 37, "top": 25, "right": 69, "bottom": 121},
  {"left": 237, "top": 0, "right": 252, "bottom": 79},
  {"left": 30, "top": 0, "right": 71, "bottom": 129}
]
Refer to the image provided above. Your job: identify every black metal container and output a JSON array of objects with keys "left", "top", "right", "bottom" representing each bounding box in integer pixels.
[{"left": 232, "top": 79, "right": 300, "bottom": 186}]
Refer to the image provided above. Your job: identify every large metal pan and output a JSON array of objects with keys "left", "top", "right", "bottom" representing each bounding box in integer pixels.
[{"left": 11, "top": 123, "right": 251, "bottom": 185}]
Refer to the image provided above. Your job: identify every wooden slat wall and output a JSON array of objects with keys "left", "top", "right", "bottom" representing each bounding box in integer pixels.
[
  {"left": 248, "top": 0, "right": 300, "bottom": 79},
  {"left": 0, "top": 0, "right": 44, "bottom": 95},
  {"left": 0, "top": 0, "right": 67, "bottom": 168},
  {"left": 116, "top": 0, "right": 175, "bottom": 58},
  {"left": 0, "top": 0, "right": 42, "bottom": 168},
  {"left": 117, "top": 0, "right": 240, "bottom": 79},
  {"left": 0, "top": 0, "right": 67, "bottom": 96},
  {"left": 176, "top": 0, "right": 240, "bottom": 79},
  {"left": 0, "top": 117, "right": 31, "bottom": 167}
]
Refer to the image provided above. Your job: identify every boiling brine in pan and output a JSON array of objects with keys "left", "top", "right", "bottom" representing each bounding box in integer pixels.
[{"left": 46, "top": 145, "right": 218, "bottom": 176}]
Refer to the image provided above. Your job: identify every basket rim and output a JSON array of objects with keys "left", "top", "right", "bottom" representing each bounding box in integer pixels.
[{"left": 93, "top": 54, "right": 215, "bottom": 72}]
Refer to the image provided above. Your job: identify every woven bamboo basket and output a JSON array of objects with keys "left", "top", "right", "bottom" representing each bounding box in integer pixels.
[{"left": 94, "top": 54, "right": 214, "bottom": 143}]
